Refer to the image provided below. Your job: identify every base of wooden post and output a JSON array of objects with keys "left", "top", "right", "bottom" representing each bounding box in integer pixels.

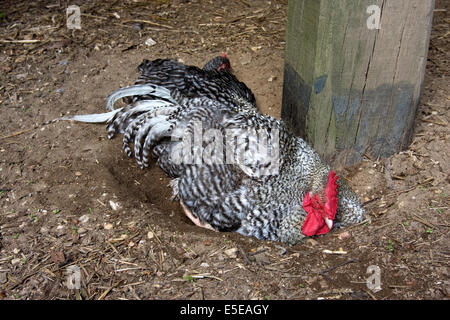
[{"left": 281, "top": 0, "right": 434, "bottom": 166}]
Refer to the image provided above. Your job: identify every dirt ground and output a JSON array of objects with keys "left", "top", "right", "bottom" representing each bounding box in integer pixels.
[{"left": 0, "top": 0, "right": 448, "bottom": 300}]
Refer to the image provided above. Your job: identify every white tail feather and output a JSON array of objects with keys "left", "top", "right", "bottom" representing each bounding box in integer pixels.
[
  {"left": 106, "top": 84, "right": 176, "bottom": 111},
  {"left": 59, "top": 108, "right": 123, "bottom": 123},
  {"left": 59, "top": 99, "right": 175, "bottom": 124}
]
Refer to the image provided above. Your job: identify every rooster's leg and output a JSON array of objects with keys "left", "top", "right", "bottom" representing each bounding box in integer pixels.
[
  {"left": 180, "top": 200, "right": 215, "bottom": 231},
  {"left": 180, "top": 200, "right": 214, "bottom": 230}
]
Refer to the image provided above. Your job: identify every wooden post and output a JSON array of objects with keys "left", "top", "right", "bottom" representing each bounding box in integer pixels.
[{"left": 281, "top": 0, "right": 434, "bottom": 166}]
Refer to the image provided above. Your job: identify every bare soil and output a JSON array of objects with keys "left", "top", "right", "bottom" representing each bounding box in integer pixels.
[{"left": 0, "top": 0, "right": 448, "bottom": 300}]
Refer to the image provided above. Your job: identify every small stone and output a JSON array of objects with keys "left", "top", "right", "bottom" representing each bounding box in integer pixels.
[
  {"left": 11, "top": 258, "right": 22, "bottom": 265},
  {"left": 200, "top": 262, "right": 209, "bottom": 268},
  {"left": 79, "top": 214, "right": 89, "bottom": 224},
  {"left": 15, "top": 56, "right": 26, "bottom": 64},
  {"left": 224, "top": 248, "right": 238, "bottom": 259},
  {"left": 0, "top": 272, "right": 7, "bottom": 284},
  {"left": 15, "top": 73, "right": 28, "bottom": 79},
  {"left": 104, "top": 223, "right": 113, "bottom": 230},
  {"left": 337, "top": 231, "right": 352, "bottom": 240},
  {"left": 75, "top": 171, "right": 82, "bottom": 176},
  {"left": 109, "top": 234, "right": 128, "bottom": 242},
  {"left": 145, "top": 38, "right": 156, "bottom": 47},
  {"left": 319, "top": 279, "right": 329, "bottom": 289},
  {"left": 147, "top": 231, "right": 154, "bottom": 239},
  {"left": 132, "top": 22, "right": 143, "bottom": 30},
  {"left": 109, "top": 200, "right": 120, "bottom": 211}
]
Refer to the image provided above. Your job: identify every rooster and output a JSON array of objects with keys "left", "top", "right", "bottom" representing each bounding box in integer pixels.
[{"left": 62, "top": 54, "right": 365, "bottom": 245}]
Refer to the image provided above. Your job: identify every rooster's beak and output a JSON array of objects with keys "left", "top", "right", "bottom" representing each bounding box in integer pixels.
[{"left": 324, "top": 217, "right": 333, "bottom": 230}]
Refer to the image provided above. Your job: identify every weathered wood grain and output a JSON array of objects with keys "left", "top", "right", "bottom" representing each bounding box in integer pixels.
[{"left": 281, "top": 0, "right": 434, "bottom": 166}]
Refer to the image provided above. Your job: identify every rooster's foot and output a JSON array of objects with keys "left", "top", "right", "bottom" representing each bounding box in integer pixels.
[{"left": 180, "top": 200, "right": 215, "bottom": 231}]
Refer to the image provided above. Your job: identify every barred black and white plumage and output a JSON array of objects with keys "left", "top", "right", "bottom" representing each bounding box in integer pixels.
[
  {"left": 63, "top": 55, "right": 365, "bottom": 245},
  {"left": 132, "top": 54, "right": 256, "bottom": 110}
]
